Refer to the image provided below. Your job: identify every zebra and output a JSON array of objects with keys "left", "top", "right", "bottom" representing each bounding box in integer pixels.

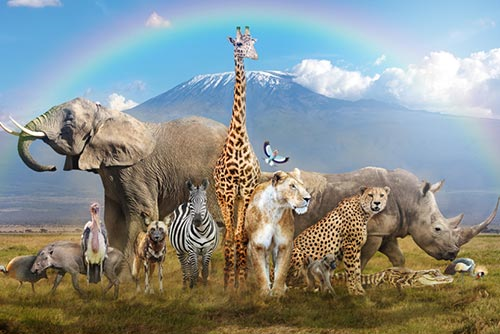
[{"left": 169, "top": 178, "right": 220, "bottom": 289}]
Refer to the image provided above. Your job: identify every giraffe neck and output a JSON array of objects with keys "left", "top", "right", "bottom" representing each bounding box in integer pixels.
[{"left": 229, "top": 57, "right": 247, "bottom": 135}]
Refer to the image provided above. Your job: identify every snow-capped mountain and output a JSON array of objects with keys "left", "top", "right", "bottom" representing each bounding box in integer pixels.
[
  {"left": 130, "top": 70, "right": 351, "bottom": 123},
  {"left": 1, "top": 70, "right": 499, "bottom": 226},
  {"left": 129, "top": 70, "right": 500, "bottom": 225}
]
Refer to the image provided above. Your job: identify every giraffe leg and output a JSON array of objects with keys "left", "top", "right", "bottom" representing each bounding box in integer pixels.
[
  {"left": 217, "top": 193, "right": 236, "bottom": 291},
  {"left": 223, "top": 221, "right": 235, "bottom": 290},
  {"left": 234, "top": 196, "right": 250, "bottom": 289}
]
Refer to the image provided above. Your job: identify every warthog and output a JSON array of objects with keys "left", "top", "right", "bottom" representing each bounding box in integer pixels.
[{"left": 31, "top": 241, "right": 127, "bottom": 298}]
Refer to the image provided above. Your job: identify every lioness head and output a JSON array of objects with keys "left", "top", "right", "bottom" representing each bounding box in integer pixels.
[
  {"left": 359, "top": 186, "right": 390, "bottom": 214},
  {"left": 272, "top": 168, "right": 311, "bottom": 215}
]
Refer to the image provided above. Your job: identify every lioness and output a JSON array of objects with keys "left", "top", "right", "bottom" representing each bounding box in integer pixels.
[{"left": 245, "top": 168, "right": 311, "bottom": 297}]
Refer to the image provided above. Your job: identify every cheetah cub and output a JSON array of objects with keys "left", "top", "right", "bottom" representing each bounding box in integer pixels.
[{"left": 289, "top": 186, "right": 390, "bottom": 295}]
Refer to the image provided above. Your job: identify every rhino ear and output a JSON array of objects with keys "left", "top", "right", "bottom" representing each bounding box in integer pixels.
[
  {"left": 384, "top": 186, "right": 391, "bottom": 195},
  {"left": 421, "top": 181, "right": 431, "bottom": 196},
  {"left": 78, "top": 111, "right": 155, "bottom": 170},
  {"left": 430, "top": 180, "right": 444, "bottom": 193}
]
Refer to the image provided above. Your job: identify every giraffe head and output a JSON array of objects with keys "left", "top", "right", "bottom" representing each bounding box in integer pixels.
[{"left": 228, "top": 26, "right": 258, "bottom": 60}]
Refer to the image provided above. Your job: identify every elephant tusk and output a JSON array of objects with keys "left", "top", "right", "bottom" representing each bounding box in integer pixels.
[
  {"left": 0, "top": 121, "right": 20, "bottom": 136},
  {"left": 9, "top": 116, "right": 45, "bottom": 138}
]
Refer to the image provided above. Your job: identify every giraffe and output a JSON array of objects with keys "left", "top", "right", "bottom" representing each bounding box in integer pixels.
[{"left": 213, "top": 26, "right": 261, "bottom": 290}]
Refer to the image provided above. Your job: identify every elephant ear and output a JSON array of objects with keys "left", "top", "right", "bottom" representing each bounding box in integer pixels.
[{"left": 78, "top": 112, "right": 155, "bottom": 170}]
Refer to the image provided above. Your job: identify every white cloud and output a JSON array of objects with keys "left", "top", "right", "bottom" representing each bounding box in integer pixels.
[
  {"left": 107, "top": 93, "right": 138, "bottom": 111},
  {"left": 293, "top": 49, "right": 500, "bottom": 118},
  {"left": 370, "top": 49, "right": 500, "bottom": 117},
  {"left": 374, "top": 54, "right": 386, "bottom": 66},
  {"left": 292, "top": 59, "right": 379, "bottom": 100},
  {"left": 7, "top": 0, "right": 61, "bottom": 7},
  {"left": 145, "top": 12, "right": 171, "bottom": 28}
]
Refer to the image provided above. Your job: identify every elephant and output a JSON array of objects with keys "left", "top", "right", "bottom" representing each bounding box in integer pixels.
[{"left": 1, "top": 97, "right": 226, "bottom": 261}]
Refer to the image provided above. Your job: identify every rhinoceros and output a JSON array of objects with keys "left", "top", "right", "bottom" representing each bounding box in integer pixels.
[{"left": 262, "top": 167, "right": 499, "bottom": 269}]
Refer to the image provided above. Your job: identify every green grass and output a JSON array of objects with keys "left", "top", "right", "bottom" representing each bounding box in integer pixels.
[{"left": 1, "top": 233, "right": 499, "bottom": 333}]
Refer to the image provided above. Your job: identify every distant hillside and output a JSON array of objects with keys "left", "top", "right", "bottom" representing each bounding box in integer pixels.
[
  {"left": 130, "top": 70, "right": 500, "bottom": 226},
  {"left": 1, "top": 70, "right": 499, "bottom": 227}
]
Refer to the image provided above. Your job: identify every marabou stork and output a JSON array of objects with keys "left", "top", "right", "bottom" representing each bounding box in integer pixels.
[{"left": 81, "top": 203, "right": 108, "bottom": 283}]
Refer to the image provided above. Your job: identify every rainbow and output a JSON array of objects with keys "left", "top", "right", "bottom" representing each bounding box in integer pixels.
[
  {"left": 5, "top": 1, "right": 500, "bottom": 190},
  {"left": 24, "top": 1, "right": 419, "bottom": 116}
]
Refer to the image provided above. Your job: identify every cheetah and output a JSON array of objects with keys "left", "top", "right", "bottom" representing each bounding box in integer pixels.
[{"left": 288, "top": 186, "right": 390, "bottom": 295}]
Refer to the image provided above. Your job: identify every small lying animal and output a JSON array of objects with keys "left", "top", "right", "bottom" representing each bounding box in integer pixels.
[
  {"left": 0, "top": 255, "right": 48, "bottom": 292},
  {"left": 302, "top": 254, "right": 337, "bottom": 294}
]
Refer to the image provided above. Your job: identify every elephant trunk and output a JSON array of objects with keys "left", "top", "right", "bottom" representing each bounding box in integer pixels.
[
  {"left": 18, "top": 134, "right": 56, "bottom": 172},
  {"left": 457, "top": 196, "right": 500, "bottom": 246}
]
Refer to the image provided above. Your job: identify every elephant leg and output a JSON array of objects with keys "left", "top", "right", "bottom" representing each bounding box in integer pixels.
[
  {"left": 104, "top": 195, "right": 127, "bottom": 251},
  {"left": 379, "top": 238, "right": 405, "bottom": 267},
  {"left": 360, "top": 236, "right": 384, "bottom": 270}
]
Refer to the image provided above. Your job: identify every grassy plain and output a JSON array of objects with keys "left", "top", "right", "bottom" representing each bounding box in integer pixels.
[{"left": 0, "top": 232, "right": 499, "bottom": 334}]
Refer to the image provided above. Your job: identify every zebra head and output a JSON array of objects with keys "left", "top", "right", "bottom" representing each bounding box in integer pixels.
[{"left": 186, "top": 178, "right": 209, "bottom": 228}]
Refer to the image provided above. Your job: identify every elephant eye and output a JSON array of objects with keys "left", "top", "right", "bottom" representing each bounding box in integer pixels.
[
  {"left": 434, "top": 226, "right": 442, "bottom": 232},
  {"left": 63, "top": 109, "right": 75, "bottom": 124}
]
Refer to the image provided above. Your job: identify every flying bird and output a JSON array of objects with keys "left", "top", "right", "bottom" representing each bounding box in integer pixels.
[
  {"left": 444, "top": 257, "right": 476, "bottom": 282},
  {"left": 81, "top": 202, "right": 108, "bottom": 284},
  {"left": 263, "top": 141, "right": 289, "bottom": 166}
]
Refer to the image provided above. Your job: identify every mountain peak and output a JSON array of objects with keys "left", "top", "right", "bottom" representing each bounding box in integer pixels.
[{"left": 184, "top": 70, "right": 294, "bottom": 91}]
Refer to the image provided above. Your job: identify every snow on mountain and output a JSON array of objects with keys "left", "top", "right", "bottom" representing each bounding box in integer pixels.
[
  {"left": 127, "top": 70, "right": 500, "bottom": 226},
  {"left": 186, "top": 70, "right": 294, "bottom": 90}
]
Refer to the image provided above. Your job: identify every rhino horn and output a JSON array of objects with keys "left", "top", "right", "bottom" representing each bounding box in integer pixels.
[
  {"left": 447, "top": 213, "right": 464, "bottom": 228},
  {"left": 457, "top": 196, "right": 500, "bottom": 246}
]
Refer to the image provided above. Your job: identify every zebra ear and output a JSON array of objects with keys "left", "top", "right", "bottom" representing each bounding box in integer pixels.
[
  {"left": 186, "top": 179, "right": 194, "bottom": 190},
  {"left": 201, "top": 178, "right": 209, "bottom": 190}
]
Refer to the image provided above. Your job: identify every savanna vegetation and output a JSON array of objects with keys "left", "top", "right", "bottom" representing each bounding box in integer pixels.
[{"left": 0, "top": 232, "right": 499, "bottom": 334}]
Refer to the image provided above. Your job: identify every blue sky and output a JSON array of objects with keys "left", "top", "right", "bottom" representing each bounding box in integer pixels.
[{"left": 1, "top": 0, "right": 500, "bottom": 120}]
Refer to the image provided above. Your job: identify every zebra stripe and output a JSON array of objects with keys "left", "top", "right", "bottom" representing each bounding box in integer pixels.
[{"left": 169, "top": 180, "right": 219, "bottom": 289}]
